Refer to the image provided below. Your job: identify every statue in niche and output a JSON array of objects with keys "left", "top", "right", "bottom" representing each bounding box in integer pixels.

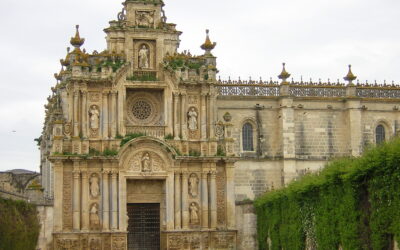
[
  {"left": 188, "top": 107, "right": 198, "bottom": 131},
  {"left": 90, "top": 174, "right": 100, "bottom": 198},
  {"left": 189, "top": 174, "right": 199, "bottom": 197},
  {"left": 89, "top": 105, "right": 100, "bottom": 130},
  {"left": 190, "top": 202, "right": 199, "bottom": 224},
  {"left": 138, "top": 45, "right": 149, "bottom": 69},
  {"left": 90, "top": 203, "right": 100, "bottom": 230},
  {"left": 141, "top": 152, "right": 151, "bottom": 172}
]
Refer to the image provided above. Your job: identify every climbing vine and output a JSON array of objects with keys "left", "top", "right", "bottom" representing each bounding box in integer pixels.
[{"left": 255, "top": 139, "right": 400, "bottom": 250}]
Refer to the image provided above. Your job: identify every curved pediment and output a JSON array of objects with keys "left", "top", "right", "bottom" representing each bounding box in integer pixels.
[{"left": 119, "top": 136, "right": 177, "bottom": 175}]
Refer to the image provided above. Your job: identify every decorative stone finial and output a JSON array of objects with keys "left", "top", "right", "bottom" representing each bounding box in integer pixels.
[
  {"left": 201, "top": 29, "right": 216, "bottom": 55},
  {"left": 344, "top": 64, "right": 357, "bottom": 85},
  {"left": 70, "top": 25, "right": 85, "bottom": 48},
  {"left": 278, "top": 63, "right": 291, "bottom": 84}
]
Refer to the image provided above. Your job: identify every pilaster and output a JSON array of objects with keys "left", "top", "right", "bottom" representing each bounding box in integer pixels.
[
  {"left": 181, "top": 169, "right": 189, "bottom": 229},
  {"left": 201, "top": 169, "right": 209, "bottom": 229},
  {"left": 72, "top": 161, "right": 81, "bottom": 231},
  {"left": 73, "top": 90, "right": 79, "bottom": 137},
  {"left": 81, "top": 167, "right": 89, "bottom": 231},
  {"left": 174, "top": 171, "right": 181, "bottom": 229},
  {"left": 110, "top": 91, "right": 118, "bottom": 138},
  {"left": 226, "top": 161, "right": 236, "bottom": 229},
  {"left": 102, "top": 92, "right": 109, "bottom": 139}
]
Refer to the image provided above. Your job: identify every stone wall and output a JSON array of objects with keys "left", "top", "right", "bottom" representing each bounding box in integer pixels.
[
  {"left": 236, "top": 201, "right": 258, "bottom": 250},
  {"left": 36, "top": 205, "right": 54, "bottom": 250}
]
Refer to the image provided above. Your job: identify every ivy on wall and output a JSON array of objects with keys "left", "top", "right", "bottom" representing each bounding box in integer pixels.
[
  {"left": 0, "top": 198, "right": 40, "bottom": 250},
  {"left": 255, "top": 139, "right": 400, "bottom": 250}
]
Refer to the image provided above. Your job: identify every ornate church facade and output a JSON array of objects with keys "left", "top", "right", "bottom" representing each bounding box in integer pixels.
[{"left": 39, "top": 0, "right": 400, "bottom": 249}]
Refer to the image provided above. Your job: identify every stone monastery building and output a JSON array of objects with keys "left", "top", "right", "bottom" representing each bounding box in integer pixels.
[{"left": 40, "top": 0, "right": 400, "bottom": 249}]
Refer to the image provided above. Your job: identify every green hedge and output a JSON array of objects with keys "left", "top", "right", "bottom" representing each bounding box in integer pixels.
[
  {"left": 0, "top": 198, "right": 40, "bottom": 250},
  {"left": 255, "top": 138, "right": 400, "bottom": 250}
]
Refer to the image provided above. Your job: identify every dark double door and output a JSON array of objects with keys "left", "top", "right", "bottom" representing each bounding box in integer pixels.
[{"left": 127, "top": 203, "right": 160, "bottom": 250}]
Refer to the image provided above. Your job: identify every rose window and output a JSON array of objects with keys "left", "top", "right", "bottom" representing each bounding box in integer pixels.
[{"left": 132, "top": 100, "right": 152, "bottom": 120}]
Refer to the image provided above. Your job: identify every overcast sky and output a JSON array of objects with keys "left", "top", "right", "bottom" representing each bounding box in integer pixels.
[{"left": 0, "top": 0, "right": 399, "bottom": 172}]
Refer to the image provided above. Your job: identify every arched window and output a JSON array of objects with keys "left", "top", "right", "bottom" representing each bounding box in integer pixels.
[
  {"left": 242, "top": 123, "right": 254, "bottom": 151},
  {"left": 376, "top": 124, "right": 385, "bottom": 144}
]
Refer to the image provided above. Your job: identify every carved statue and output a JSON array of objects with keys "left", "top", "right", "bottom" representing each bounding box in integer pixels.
[
  {"left": 90, "top": 174, "right": 100, "bottom": 198},
  {"left": 89, "top": 105, "right": 100, "bottom": 130},
  {"left": 141, "top": 152, "right": 151, "bottom": 172},
  {"left": 138, "top": 45, "right": 149, "bottom": 69},
  {"left": 189, "top": 174, "right": 199, "bottom": 197},
  {"left": 190, "top": 202, "right": 199, "bottom": 224},
  {"left": 188, "top": 107, "right": 198, "bottom": 131},
  {"left": 90, "top": 203, "right": 100, "bottom": 230}
]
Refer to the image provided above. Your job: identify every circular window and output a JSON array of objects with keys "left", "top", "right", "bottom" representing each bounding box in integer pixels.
[{"left": 132, "top": 100, "right": 152, "bottom": 120}]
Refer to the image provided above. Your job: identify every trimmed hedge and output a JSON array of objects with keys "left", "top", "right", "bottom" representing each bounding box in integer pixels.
[
  {"left": 255, "top": 138, "right": 400, "bottom": 250},
  {"left": 0, "top": 198, "right": 40, "bottom": 250}
]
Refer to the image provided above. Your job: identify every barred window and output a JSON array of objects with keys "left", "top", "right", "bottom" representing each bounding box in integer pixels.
[
  {"left": 242, "top": 123, "right": 254, "bottom": 151},
  {"left": 376, "top": 125, "right": 385, "bottom": 144}
]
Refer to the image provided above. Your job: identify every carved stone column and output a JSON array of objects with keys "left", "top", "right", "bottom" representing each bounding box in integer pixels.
[
  {"left": 210, "top": 170, "right": 217, "bottom": 229},
  {"left": 53, "top": 161, "right": 63, "bottom": 232},
  {"left": 102, "top": 92, "right": 109, "bottom": 139},
  {"left": 102, "top": 170, "right": 110, "bottom": 231},
  {"left": 174, "top": 172, "right": 181, "bottom": 229},
  {"left": 81, "top": 170, "right": 89, "bottom": 231},
  {"left": 174, "top": 93, "right": 180, "bottom": 139},
  {"left": 72, "top": 162, "right": 81, "bottom": 231},
  {"left": 81, "top": 90, "right": 88, "bottom": 138},
  {"left": 73, "top": 90, "right": 79, "bottom": 137},
  {"left": 181, "top": 171, "right": 189, "bottom": 229},
  {"left": 226, "top": 162, "right": 236, "bottom": 229},
  {"left": 201, "top": 94, "right": 207, "bottom": 139},
  {"left": 111, "top": 171, "right": 118, "bottom": 230},
  {"left": 110, "top": 91, "right": 117, "bottom": 138},
  {"left": 201, "top": 170, "right": 209, "bottom": 229},
  {"left": 181, "top": 93, "right": 188, "bottom": 140}
]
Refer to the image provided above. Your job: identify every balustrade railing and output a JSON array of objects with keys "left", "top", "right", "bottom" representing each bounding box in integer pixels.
[{"left": 215, "top": 79, "right": 400, "bottom": 99}]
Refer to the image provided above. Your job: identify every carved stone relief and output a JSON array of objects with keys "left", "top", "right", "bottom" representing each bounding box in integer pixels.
[
  {"left": 189, "top": 173, "right": 199, "bottom": 197},
  {"left": 190, "top": 202, "right": 200, "bottom": 225},
  {"left": 213, "top": 232, "right": 236, "bottom": 249},
  {"left": 89, "top": 238, "right": 101, "bottom": 250},
  {"left": 89, "top": 92, "right": 101, "bottom": 102},
  {"left": 135, "top": 11, "right": 154, "bottom": 28},
  {"left": 56, "top": 238, "right": 79, "bottom": 250},
  {"left": 128, "top": 150, "right": 165, "bottom": 173},
  {"left": 188, "top": 95, "right": 198, "bottom": 105},
  {"left": 63, "top": 170, "right": 73, "bottom": 230},
  {"left": 217, "top": 166, "right": 226, "bottom": 226},
  {"left": 112, "top": 236, "right": 126, "bottom": 250},
  {"left": 90, "top": 203, "right": 100, "bottom": 230},
  {"left": 90, "top": 173, "right": 100, "bottom": 198}
]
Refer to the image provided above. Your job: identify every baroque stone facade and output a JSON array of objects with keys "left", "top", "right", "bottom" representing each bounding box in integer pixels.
[{"left": 39, "top": 0, "right": 400, "bottom": 249}]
